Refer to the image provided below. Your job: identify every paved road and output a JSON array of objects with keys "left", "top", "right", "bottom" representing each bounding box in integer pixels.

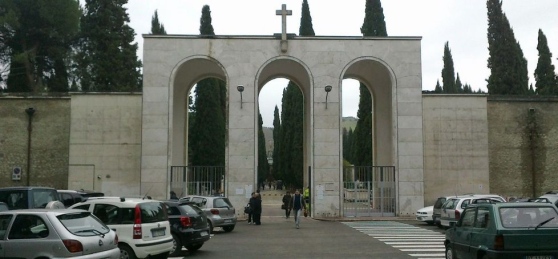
[{"left": 168, "top": 190, "right": 447, "bottom": 258}]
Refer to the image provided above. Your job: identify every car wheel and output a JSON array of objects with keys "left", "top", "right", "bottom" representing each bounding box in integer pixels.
[
  {"left": 223, "top": 225, "right": 235, "bottom": 232},
  {"left": 119, "top": 244, "right": 137, "bottom": 259},
  {"left": 186, "top": 243, "right": 204, "bottom": 252},
  {"left": 207, "top": 219, "right": 214, "bottom": 233},
  {"left": 445, "top": 245, "right": 455, "bottom": 259},
  {"left": 170, "top": 234, "right": 182, "bottom": 257}
]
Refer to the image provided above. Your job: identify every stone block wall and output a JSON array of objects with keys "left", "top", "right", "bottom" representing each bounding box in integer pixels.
[
  {"left": 488, "top": 96, "right": 558, "bottom": 199},
  {"left": 0, "top": 96, "right": 70, "bottom": 188},
  {"left": 422, "top": 94, "right": 490, "bottom": 206}
]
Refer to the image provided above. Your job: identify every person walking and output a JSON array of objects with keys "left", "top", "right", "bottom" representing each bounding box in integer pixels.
[
  {"left": 290, "top": 189, "right": 306, "bottom": 229},
  {"left": 247, "top": 192, "right": 256, "bottom": 224},
  {"left": 282, "top": 191, "right": 292, "bottom": 219},
  {"left": 169, "top": 191, "right": 178, "bottom": 200},
  {"left": 251, "top": 193, "right": 262, "bottom": 225}
]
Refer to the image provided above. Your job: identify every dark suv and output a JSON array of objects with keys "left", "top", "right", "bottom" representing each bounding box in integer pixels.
[
  {"left": 57, "top": 189, "right": 104, "bottom": 207},
  {"left": 0, "top": 187, "right": 62, "bottom": 210},
  {"left": 164, "top": 200, "right": 211, "bottom": 256}
]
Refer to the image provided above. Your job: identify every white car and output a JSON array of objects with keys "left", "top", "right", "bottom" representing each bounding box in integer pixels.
[
  {"left": 70, "top": 197, "right": 173, "bottom": 259},
  {"left": 440, "top": 194, "right": 505, "bottom": 228},
  {"left": 415, "top": 205, "right": 434, "bottom": 225}
]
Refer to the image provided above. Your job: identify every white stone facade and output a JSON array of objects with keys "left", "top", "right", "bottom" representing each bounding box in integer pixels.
[{"left": 141, "top": 35, "right": 424, "bottom": 216}]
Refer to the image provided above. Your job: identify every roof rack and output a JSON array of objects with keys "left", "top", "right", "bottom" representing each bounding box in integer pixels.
[{"left": 545, "top": 190, "right": 558, "bottom": 195}]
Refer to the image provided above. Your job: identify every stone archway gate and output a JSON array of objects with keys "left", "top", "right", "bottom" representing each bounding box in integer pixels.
[{"left": 140, "top": 24, "right": 424, "bottom": 217}]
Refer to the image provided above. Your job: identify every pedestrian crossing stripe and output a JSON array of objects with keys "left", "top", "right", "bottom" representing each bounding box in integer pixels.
[{"left": 343, "top": 221, "right": 445, "bottom": 259}]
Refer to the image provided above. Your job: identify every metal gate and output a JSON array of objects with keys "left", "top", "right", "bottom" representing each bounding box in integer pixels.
[
  {"left": 343, "top": 166, "right": 396, "bottom": 217},
  {"left": 170, "top": 166, "right": 225, "bottom": 197}
]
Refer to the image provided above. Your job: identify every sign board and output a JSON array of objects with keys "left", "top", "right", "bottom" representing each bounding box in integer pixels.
[{"left": 12, "top": 167, "right": 22, "bottom": 181}]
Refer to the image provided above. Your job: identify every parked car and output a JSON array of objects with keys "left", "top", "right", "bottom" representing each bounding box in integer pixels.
[
  {"left": 433, "top": 196, "right": 456, "bottom": 227},
  {"left": 0, "top": 202, "right": 8, "bottom": 212},
  {"left": 445, "top": 202, "right": 558, "bottom": 259},
  {"left": 58, "top": 189, "right": 105, "bottom": 208},
  {"left": 537, "top": 192, "right": 558, "bottom": 207},
  {"left": 0, "top": 186, "right": 63, "bottom": 210},
  {"left": 180, "top": 195, "right": 237, "bottom": 232},
  {"left": 70, "top": 197, "right": 173, "bottom": 259},
  {"left": 440, "top": 194, "right": 505, "bottom": 228},
  {"left": 416, "top": 205, "right": 434, "bottom": 225},
  {"left": 164, "top": 200, "right": 211, "bottom": 256},
  {"left": 0, "top": 209, "right": 120, "bottom": 258}
]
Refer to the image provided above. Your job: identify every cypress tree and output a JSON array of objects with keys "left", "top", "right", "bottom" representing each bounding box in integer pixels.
[
  {"left": 361, "top": 0, "right": 387, "bottom": 37},
  {"left": 77, "top": 0, "right": 142, "bottom": 92},
  {"left": 434, "top": 80, "right": 442, "bottom": 93},
  {"left": 486, "top": 0, "right": 528, "bottom": 95},
  {"left": 442, "top": 42, "right": 456, "bottom": 93},
  {"left": 350, "top": 0, "right": 386, "bottom": 167},
  {"left": 534, "top": 29, "right": 558, "bottom": 95},
  {"left": 272, "top": 106, "right": 282, "bottom": 181},
  {"left": 455, "top": 73, "right": 463, "bottom": 93},
  {"left": 299, "top": 0, "right": 315, "bottom": 36},
  {"left": 151, "top": 10, "right": 167, "bottom": 35},
  {"left": 257, "top": 113, "right": 270, "bottom": 184},
  {"left": 190, "top": 5, "right": 226, "bottom": 166}
]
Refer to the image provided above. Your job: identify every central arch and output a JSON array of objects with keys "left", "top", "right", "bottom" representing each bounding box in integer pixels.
[{"left": 254, "top": 57, "right": 313, "bottom": 190}]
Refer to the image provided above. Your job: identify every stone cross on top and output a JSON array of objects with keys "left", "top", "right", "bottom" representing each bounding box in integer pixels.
[{"left": 276, "top": 4, "right": 292, "bottom": 53}]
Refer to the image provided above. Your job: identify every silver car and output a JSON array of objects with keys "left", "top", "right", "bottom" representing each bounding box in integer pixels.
[
  {"left": 0, "top": 209, "right": 120, "bottom": 258},
  {"left": 180, "top": 196, "right": 237, "bottom": 232}
]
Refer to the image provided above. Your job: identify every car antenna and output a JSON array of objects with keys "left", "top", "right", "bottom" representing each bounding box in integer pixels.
[{"left": 143, "top": 185, "right": 154, "bottom": 200}]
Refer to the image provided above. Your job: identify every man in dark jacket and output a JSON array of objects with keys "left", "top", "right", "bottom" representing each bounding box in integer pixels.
[
  {"left": 290, "top": 189, "right": 306, "bottom": 229},
  {"left": 250, "top": 193, "right": 262, "bottom": 225},
  {"left": 282, "top": 191, "right": 292, "bottom": 218}
]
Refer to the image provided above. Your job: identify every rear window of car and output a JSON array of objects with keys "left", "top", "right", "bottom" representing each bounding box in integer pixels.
[
  {"left": 140, "top": 202, "right": 167, "bottom": 223},
  {"left": 443, "top": 199, "right": 459, "bottom": 209},
  {"left": 500, "top": 206, "right": 558, "bottom": 228},
  {"left": 434, "top": 198, "right": 447, "bottom": 209},
  {"left": 58, "top": 211, "right": 110, "bottom": 236},
  {"left": 32, "top": 189, "right": 59, "bottom": 208},
  {"left": 180, "top": 204, "right": 203, "bottom": 216},
  {"left": 213, "top": 198, "right": 233, "bottom": 208},
  {"left": 0, "top": 190, "right": 28, "bottom": 210}
]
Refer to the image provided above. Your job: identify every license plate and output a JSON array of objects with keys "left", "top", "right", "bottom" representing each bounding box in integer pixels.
[
  {"left": 152, "top": 229, "right": 165, "bottom": 237},
  {"left": 200, "top": 231, "right": 208, "bottom": 237},
  {"left": 525, "top": 256, "right": 554, "bottom": 259},
  {"left": 224, "top": 219, "right": 232, "bottom": 223}
]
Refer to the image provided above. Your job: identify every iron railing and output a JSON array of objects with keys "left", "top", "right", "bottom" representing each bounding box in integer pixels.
[
  {"left": 342, "top": 166, "right": 396, "bottom": 217},
  {"left": 170, "top": 166, "right": 226, "bottom": 197}
]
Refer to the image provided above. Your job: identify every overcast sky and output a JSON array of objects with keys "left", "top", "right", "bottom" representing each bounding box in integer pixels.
[{"left": 123, "top": 0, "right": 558, "bottom": 127}]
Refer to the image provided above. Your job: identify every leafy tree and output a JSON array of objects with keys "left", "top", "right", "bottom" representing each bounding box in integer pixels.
[
  {"left": 279, "top": 82, "right": 304, "bottom": 187},
  {"left": 76, "top": 0, "right": 142, "bottom": 92},
  {"left": 442, "top": 42, "right": 456, "bottom": 93},
  {"left": 299, "top": 0, "right": 315, "bottom": 36},
  {"left": 534, "top": 29, "right": 557, "bottom": 95},
  {"left": 190, "top": 5, "right": 226, "bottom": 166},
  {"left": 486, "top": 0, "right": 528, "bottom": 95},
  {"left": 257, "top": 113, "right": 270, "bottom": 184},
  {"left": 151, "top": 10, "right": 167, "bottom": 35},
  {"left": 361, "top": 0, "right": 387, "bottom": 37},
  {"left": 1, "top": 0, "right": 80, "bottom": 92},
  {"left": 434, "top": 80, "right": 442, "bottom": 93},
  {"left": 455, "top": 73, "right": 463, "bottom": 93},
  {"left": 343, "top": 127, "right": 354, "bottom": 163}
]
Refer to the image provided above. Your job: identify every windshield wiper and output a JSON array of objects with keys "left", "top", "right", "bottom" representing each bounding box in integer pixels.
[
  {"left": 535, "top": 217, "right": 555, "bottom": 230},
  {"left": 75, "top": 229, "right": 105, "bottom": 238}
]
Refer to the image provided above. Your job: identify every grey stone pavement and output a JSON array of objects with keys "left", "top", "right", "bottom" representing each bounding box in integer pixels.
[{"left": 171, "top": 190, "right": 424, "bottom": 259}]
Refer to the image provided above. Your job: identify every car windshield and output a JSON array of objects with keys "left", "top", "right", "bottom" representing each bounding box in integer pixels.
[
  {"left": 443, "top": 199, "right": 459, "bottom": 209},
  {"left": 499, "top": 206, "right": 558, "bottom": 228},
  {"left": 214, "top": 198, "right": 233, "bottom": 208},
  {"left": 58, "top": 211, "right": 110, "bottom": 236},
  {"left": 139, "top": 202, "right": 167, "bottom": 223}
]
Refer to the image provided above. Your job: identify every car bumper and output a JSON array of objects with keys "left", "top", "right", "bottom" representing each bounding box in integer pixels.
[
  {"left": 133, "top": 237, "right": 173, "bottom": 258},
  {"left": 440, "top": 217, "right": 456, "bottom": 227},
  {"left": 71, "top": 247, "right": 120, "bottom": 259},
  {"left": 416, "top": 215, "right": 433, "bottom": 223},
  {"left": 210, "top": 217, "right": 237, "bottom": 227},
  {"left": 177, "top": 228, "right": 211, "bottom": 245},
  {"left": 483, "top": 250, "right": 558, "bottom": 259}
]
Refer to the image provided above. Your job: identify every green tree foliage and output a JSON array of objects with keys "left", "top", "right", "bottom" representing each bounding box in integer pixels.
[
  {"left": 434, "top": 80, "right": 442, "bottom": 93},
  {"left": 351, "top": 85, "right": 373, "bottom": 166},
  {"left": 455, "top": 73, "right": 463, "bottom": 93},
  {"left": 1, "top": 0, "right": 80, "bottom": 92},
  {"left": 361, "top": 0, "right": 387, "bottom": 37},
  {"left": 190, "top": 5, "right": 226, "bottom": 167},
  {"left": 299, "top": 0, "right": 315, "bottom": 36},
  {"left": 486, "top": 0, "right": 528, "bottom": 95},
  {"left": 279, "top": 82, "right": 304, "bottom": 187},
  {"left": 442, "top": 42, "right": 456, "bottom": 93},
  {"left": 151, "top": 10, "right": 167, "bottom": 35},
  {"left": 343, "top": 128, "right": 354, "bottom": 163},
  {"left": 534, "top": 29, "right": 557, "bottom": 95},
  {"left": 76, "top": 0, "right": 142, "bottom": 92},
  {"left": 272, "top": 106, "right": 282, "bottom": 181},
  {"left": 257, "top": 113, "right": 270, "bottom": 184}
]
